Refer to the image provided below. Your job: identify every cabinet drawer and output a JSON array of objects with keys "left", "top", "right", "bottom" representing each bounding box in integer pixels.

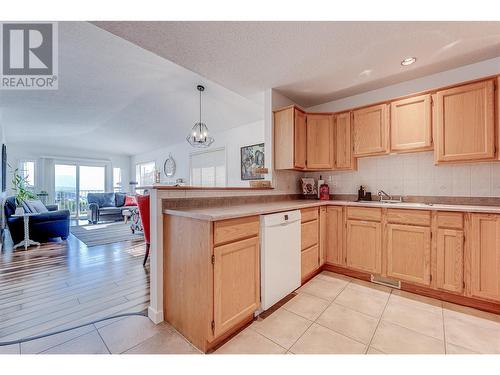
[
  {"left": 347, "top": 207, "right": 382, "bottom": 221},
  {"left": 301, "top": 245, "right": 319, "bottom": 280},
  {"left": 301, "top": 207, "right": 319, "bottom": 223},
  {"left": 301, "top": 219, "right": 319, "bottom": 250},
  {"left": 387, "top": 209, "right": 431, "bottom": 226},
  {"left": 214, "top": 216, "right": 259, "bottom": 246},
  {"left": 437, "top": 212, "right": 463, "bottom": 229}
]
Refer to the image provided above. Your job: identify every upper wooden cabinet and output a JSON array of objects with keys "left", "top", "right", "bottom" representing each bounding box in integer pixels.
[
  {"left": 306, "top": 114, "right": 334, "bottom": 169},
  {"left": 470, "top": 214, "right": 500, "bottom": 302},
  {"left": 352, "top": 104, "right": 390, "bottom": 157},
  {"left": 334, "top": 112, "right": 357, "bottom": 170},
  {"left": 390, "top": 94, "right": 432, "bottom": 153},
  {"left": 274, "top": 106, "right": 307, "bottom": 170},
  {"left": 435, "top": 80, "right": 496, "bottom": 163}
]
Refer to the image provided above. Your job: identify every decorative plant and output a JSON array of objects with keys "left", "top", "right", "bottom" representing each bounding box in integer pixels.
[{"left": 9, "top": 165, "right": 37, "bottom": 207}]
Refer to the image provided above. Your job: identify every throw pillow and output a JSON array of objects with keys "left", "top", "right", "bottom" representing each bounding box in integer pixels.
[
  {"left": 25, "top": 199, "right": 49, "bottom": 213},
  {"left": 124, "top": 195, "right": 137, "bottom": 206},
  {"left": 115, "top": 192, "right": 126, "bottom": 207},
  {"left": 21, "top": 200, "right": 32, "bottom": 213},
  {"left": 99, "top": 193, "right": 115, "bottom": 208}
]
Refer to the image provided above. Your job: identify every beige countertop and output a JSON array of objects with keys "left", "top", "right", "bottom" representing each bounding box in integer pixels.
[{"left": 163, "top": 199, "right": 500, "bottom": 221}]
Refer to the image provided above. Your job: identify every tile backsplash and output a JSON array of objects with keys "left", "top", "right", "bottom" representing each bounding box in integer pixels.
[{"left": 304, "top": 151, "right": 500, "bottom": 198}]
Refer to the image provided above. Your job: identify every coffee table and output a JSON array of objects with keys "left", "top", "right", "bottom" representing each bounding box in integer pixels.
[{"left": 12, "top": 212, "right": 41, "bottom": 250}]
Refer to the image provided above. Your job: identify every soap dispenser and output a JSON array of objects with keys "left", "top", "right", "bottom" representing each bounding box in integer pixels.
[{"left": 357, "top": 185, "right": 366, "bottom": 201}]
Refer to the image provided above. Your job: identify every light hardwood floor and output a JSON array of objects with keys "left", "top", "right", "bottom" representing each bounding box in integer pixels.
[{"left": 0, "top": 232, "right": 149, "bottom": 343}]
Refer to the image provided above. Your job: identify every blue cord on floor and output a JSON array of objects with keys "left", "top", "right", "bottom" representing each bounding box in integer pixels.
[{"left": 0, "top": 311, "right": 148, "bottom": 347}]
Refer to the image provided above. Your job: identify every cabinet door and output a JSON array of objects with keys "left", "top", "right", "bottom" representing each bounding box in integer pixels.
[
  {"left": 301, "top": 219, "right": 319, "bottom": 250},
  {"left": 306, "top": 114, "right": 334, "bottom": 169},
  {"left": 391, "top": 94, "right": 432, "bottom": 152},
  {"left": 213, "top": 236, "right": 260, "bottom": 337},
  {"left": 386, "top": 224, "right": 431, "bottom": 285},
  {"left": 334, "top": 112, "right": 356, "bottom": 170},
  {"left": 436, "top": 228, "right": 464, "bottom": 293},
  {"left": 301, "top": 245, "right": 320, "bottom": 281},
  {"left": 352, "top": 104, "right": 389, "bottom": 157},
  {"left": 326, "top": 206, "right": 344, "bottom": 265},
  {"left": 346, "top": 220, "right": 382, "bottom": 274},
  {"left": 470, "top": 214, "right": 500, "bottom": 302},
  {"left": 435, "top": 80, "right": 495, "bottom": 162},
  {"left": 294, "top": 109, "right": 307, "bottom": 169}
]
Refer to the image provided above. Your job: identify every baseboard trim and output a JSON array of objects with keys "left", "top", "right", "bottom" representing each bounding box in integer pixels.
[
  {"left": 148, "top": 306, "right": 164, "bottom": 324},
  {"left": 322, "top": 263, "right": 500, "bottom": 316}
]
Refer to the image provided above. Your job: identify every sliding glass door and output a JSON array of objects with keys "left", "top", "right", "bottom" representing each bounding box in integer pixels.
[
  {"left": 54, "top": 163, "right": 106, "bottom": 218},
  {"left": 54, "top": 164, "right": 77, "bottom": 216}
]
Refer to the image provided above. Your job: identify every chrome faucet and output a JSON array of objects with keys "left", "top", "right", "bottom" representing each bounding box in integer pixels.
[
  {"left": 377, "top": 190, "right": 392, "bottom": 200},
  {"left": 377, "top": 190, "right": 403, "bottom": 203}
]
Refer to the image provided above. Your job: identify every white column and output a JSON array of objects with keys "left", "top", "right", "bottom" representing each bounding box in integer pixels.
[{"left": 147, "top": 188, "right": 164, "bottom": 323}]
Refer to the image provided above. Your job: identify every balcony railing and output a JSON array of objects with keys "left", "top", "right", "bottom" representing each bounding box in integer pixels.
[{"left": 54, "top": 189, "right": 104, "bottom": 217}]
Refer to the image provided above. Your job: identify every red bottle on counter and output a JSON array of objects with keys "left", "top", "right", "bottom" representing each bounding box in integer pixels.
[{"left": 319, "top": 182, "right": 330, "bottom": 200}]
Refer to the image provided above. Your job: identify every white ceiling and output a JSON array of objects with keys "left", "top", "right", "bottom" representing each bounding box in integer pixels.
[
  {"left": 93, "top": 21, "right": 500, "bottom": 107},
  {"left": 0, "top": 22, "right": 263, "bottom": 155}
]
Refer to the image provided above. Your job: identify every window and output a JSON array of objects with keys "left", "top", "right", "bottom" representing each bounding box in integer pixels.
[
  {"left": 190, "top": 148, "right": 226, "bottom": 187},
  {"left": 136, "top": 161, "right": 156, "bottom": 186},
  {"left": 113, "top": 167, "right": 122, "bottom": 192},
  {"left": 19, "top": 160, "right": 36, "bottom": 188}
]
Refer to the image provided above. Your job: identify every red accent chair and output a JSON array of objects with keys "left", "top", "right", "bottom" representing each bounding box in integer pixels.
[{"left": 136, "top": 194, "right": 151, "bottom": 266}]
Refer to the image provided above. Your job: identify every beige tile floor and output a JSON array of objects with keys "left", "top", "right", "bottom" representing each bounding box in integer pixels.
[
  {"left": 215, "top": 272, "right": 500, "bottom": 354},
  {"left": 3, "top": 271, "right": 500, "bottom": 354},
  {"left": 1, "top": 315, "right": 200, "bottom": 354}
]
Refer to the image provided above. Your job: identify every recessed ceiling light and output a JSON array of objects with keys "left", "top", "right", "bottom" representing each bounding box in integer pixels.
[{"left": 401, "top": 57, "right": 417, "bottom": 66}]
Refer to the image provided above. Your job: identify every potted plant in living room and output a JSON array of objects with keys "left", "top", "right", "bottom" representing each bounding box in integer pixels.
[{"left": 10, "top": 166, "right": 37, "bottom": 216}]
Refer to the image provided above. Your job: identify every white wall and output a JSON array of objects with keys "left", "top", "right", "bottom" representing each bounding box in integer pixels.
[
  {"left": 6, "top": 143, "right": 131, "bottom": 202},
  {"left": 305, "top": 57, "right": 500, "bottom": 198},
  {"left": 131, "top": 121, "right": 265, "bottom": 187}
]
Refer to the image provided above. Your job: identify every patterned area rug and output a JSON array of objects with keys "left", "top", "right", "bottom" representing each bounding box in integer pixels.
[{"left": 70, "top": 222, "right": 144, "bottom": 247}]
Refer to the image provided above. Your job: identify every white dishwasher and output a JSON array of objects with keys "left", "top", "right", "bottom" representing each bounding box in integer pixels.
[{"left": 259, "top": 210, "right": 301, "bottom": 312}]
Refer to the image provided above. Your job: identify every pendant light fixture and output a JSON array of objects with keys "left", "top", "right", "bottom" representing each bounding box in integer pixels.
[{"left": 186, "top": 85, "right": 214, "bottom": 148}]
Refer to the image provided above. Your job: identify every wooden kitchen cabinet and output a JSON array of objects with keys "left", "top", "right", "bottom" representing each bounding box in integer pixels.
[
  {"left": 386, "top": 223, "right": 431, "bottom": 285},
  {"left": 164, "top": 214, "right": 260, "bottom": 352},
  {"left": 326, "top": 206, "right": 344, "bottom": 265},
  {"left": 390, "top": 94, "right": 432, "bottom": 153},
  {"left": 301, "top": 245, "right": 320, "bottom": 281},
  {"left": 213, "top": 236, "right": 260, "bottom": 337},
  {"left": 346, "top": 219, "right": 382, "bottom": 274},
  {"left": 352, "top": 104, "right": 389, "bottom": 157},
  {"left": 435, "top": 79, "right": 495, "bottom": 163},
  {"left": 470, "top": 214, "right": 500, "bottom": 302},
  {"left": 274, "top": 106, "right": 307, "bottom": 170},
  {"left": 306, "top": 114, "right": 334, "bottom": 169},
  {"left": 301, "top": 208, "right": 320, "bottom": 280},
  {"left": 436, "top": 228, "right": 464, "bottom": 293},
  {"left": 334, "top": 112, "right": 356, "bottom": 170}
]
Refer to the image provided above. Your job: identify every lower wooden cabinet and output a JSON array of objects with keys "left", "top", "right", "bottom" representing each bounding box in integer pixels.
[
  {"left": 213, "top": 236, "right": 260, "bottom": 338},
  {"left": 326, "top": 206, "right": 344, "bottom": 265},
  {"left": 386, "top": 224, "right": 431, "bottom": 285},
  {"left": 164, "top": 214, "right": 260, "bottom": 353},
  {"left": 300, "top": 208, "right": 321, "bottom": 280},
  {"left": 436, "top": 228, "right": 464, "bottom": 293},
  {"left": 470, "top": 214, "right": 500, "bottom": 302},
  {"left": 301, "top": 245, "right": 320, "bottom": 280},
  {"left": 346, "top": 219, "right": 382, "bottom": 274}
]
